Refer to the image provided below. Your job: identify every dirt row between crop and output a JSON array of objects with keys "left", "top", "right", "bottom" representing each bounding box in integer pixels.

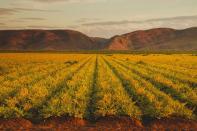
[{"left": 0, "top": 116, "right": 196, "bottom": 131}]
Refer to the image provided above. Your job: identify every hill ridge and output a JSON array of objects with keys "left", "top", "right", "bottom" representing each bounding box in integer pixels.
[{"left": 0, "top": 27, "right": 197, "bottom": 51}]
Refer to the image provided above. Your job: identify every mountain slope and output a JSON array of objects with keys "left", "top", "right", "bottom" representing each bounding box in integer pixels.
[
  {"left": 91, "top": 37, "right": 109, "bottom": 49},
  {"left": 106, "top": 27, "right": 197, "bottom": 50},
  {"left": 0, "top": 27, "right": 196, "bottom": 51},
  {"left": 0, "top": 30, "right": 98, "bottom": 50}
]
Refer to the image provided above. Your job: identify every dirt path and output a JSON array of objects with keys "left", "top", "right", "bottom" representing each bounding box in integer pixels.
[{"left": 0, "top": 117, "right": 196, "bottom": 130}]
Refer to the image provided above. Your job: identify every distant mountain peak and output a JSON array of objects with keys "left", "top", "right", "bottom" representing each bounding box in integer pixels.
[
  {"left": 106, "top": 27, "right": 197, "bottom": 50},
  {"left": 0, "top": 27, "right": 197, "bottom": 51}
]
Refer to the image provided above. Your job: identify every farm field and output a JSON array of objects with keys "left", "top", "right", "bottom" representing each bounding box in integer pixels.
[{"left": 0, "top": 53, "right": 197, "bottom": 130}]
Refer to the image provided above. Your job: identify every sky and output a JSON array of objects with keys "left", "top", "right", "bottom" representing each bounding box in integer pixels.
[{"left": 0, "top": 0, "right": 197, "bottom": 38}]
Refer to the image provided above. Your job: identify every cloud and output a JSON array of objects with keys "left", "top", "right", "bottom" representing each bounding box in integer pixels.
[
  {"left": 9, "top": 19, "right": 25, "bottom": 23},
  {"left": 6, "top": 18, "right": 45, "bottom": 23},
  {"left": 0, "top": 7, "right": 59, "bottom": 16},
  {"left": 33, "top": 0, "right": 67, "bottom": 2},
  {"left": 27, "top": 25, "right": 65, "bottom": 29},
  {"left": 76, "top": 18, "right": 101, "bottom": 23},
  {"left": 77, "top": 26, "right": 138, "bottom": 38},
  {"left": 0, "top": 25, "right": 65, "bottom": 29},
  {"left": 67, "top": 25, "right": 80, "bottom": 29},
  {"left": 0, "top": 23, "right": 5, "bottom": 25},
  {"left": 13, "top": 7, "right": 59, "bottom": 12},
  {"left": 0, "top": 8, "right": 16, "bottom": 15},
  {"left": 32, "top": 0, "right": 107, "bottom": 3},
  {"left": 82, "top": 15, "right": 197, "bottom": 26},
  {"left": 82, "top": 20, "right": 133, "bottom": 26},
  {"left": 0, "top": 25, "right": 25, "bottom": 29},
  {"left": 144, "top": 15, "right": 197, "bottom": 22},
  {"left": 73, "top": 15, "right": 197, "bottom": 37},
  {"left": 20, "top": 17, "right": 46, "bottom": 20}
]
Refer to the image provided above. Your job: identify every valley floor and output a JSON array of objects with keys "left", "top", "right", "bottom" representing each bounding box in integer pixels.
[{"left": 0, "top": 53, "right": 197, "bottom": 130}]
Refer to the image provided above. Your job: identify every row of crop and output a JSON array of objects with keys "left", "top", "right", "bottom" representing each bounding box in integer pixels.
[
  {"left": 0, "top": 54, "right": 87, "bottom": 83},
  {"left": 0, "top": 55, "right": 89, "bottom": 102},
  {"left": 143, "top": 61, "right": 197, "bottom": 78},
  {"left": 113, "top": 58, "right": 197, "bottom": 108},
  {"left": 0, "top": 62, "right": 63, "bottom": 103},
  {"left": 0, "top": 62, "right": 52, "bottom": 83},
  {"left": 0, "top": 60, "right": 21, "bottom": 77},
  {"left": 103, "top": 56, "right": 194, "bottom": 119},
  {"left": 113, "top": 54, "right": 197, "bottom": 75},
  {"left": 117, "top": 54, "right": 197, "bottom": 69},
  {"left": 41, "top": 56, "right": 96, "bottom": 119},
  {"left": 0, "top": 57, "right": 91, "bottom": 118},
  {"left": 132, "top": 60, "right": 197, "bottom": 88},
  {"left": 93, "top": 56, "right": 141, "bottom": 119}
]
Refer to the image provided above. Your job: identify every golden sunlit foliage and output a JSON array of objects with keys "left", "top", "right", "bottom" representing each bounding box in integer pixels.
[{"left": 0, "top": 53, "right": 196, "bottom": 121}]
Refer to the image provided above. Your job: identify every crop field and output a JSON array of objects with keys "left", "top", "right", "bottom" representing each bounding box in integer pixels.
[{"left": 0, "top": 53, "right": 197, "bottom": 130}]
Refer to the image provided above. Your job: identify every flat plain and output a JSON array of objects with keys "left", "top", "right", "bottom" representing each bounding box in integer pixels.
[{"left": 0, "top": 53, "right": 197, "bottom": 130}]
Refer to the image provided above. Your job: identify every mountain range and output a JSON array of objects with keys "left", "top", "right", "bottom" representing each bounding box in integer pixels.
[{"left": 0, "top": 27, "right": 197, "bottom": 51}]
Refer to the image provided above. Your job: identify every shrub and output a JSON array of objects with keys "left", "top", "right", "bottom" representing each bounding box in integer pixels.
[{"left": 136, "top": 61, "right": 146, "bottom": 65}]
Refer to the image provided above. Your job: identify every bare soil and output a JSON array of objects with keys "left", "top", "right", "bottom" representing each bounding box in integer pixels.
[{"left": 0, "top": 116, "right": 196, "bottom": 131}]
